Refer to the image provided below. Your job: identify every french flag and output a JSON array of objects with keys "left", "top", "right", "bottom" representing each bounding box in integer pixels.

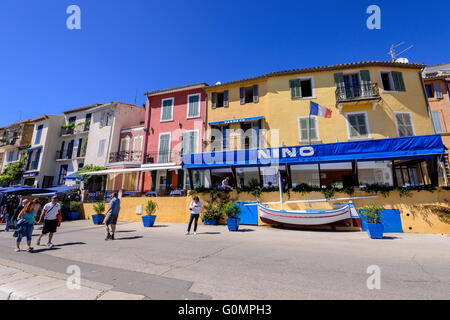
[{"left": 310, "top": 101, "right": 332, "bottom": 118}]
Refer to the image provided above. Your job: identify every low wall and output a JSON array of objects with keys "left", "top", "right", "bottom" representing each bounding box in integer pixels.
[{"left": 81, "top": 189, "right": 450, "bottom": 234}]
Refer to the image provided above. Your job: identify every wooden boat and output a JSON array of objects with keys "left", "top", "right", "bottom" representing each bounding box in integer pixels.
[{"left": 257, "top": 203, "right": 352, "bottom": 226}]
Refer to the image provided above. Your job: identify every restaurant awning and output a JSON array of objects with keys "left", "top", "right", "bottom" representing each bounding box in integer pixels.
[
  {"left": 80, "top": 164, "right": 182, "bottom": 176},
  {"left": 208, "top": 116, "right": 264, "bottom": 126},
  {"left": 182, "top": 135, "right": 445, "bottom": 169}
]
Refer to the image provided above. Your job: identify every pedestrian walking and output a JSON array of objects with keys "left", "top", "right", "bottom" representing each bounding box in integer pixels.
[
  {"left": 15, "top": 201, "right": 36, "bottom": 252},
  {"left": 186, "top": 196, "right": 202, "bottom": 235},
  {"left": 2, "top": 203, "right": 12, "bottom": 232},
  {"left": 11, "top": 199, "right": 27, "bottom": 226},
  {"left": 36, "top": 196, "right": 61, "bottom": 248},
  {"left": 104, "top": 193, "right": 120, "bottom": 240}
]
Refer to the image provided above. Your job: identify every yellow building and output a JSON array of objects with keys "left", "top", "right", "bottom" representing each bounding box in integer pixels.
[{"left": 192, "top": 61, "right": 443, "bottom": 189}]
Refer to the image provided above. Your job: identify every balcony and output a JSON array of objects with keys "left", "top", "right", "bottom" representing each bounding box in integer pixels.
[
  {"left": 144, "top": 151, "right": 181, "bottom": 164},
  {"left": 56, "top": 150, "right": 73, "bottom": 160},
  {"left": 336, "top": 83, "right": 380, "bottom": 103},
  {"left": 109, "top": 151, "right": 142, "bottom": 163}
]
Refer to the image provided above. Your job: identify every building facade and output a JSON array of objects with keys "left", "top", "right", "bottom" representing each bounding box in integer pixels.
[
  {"left": 186, "top": 61, "right": 440, "bottom": 189},
  {"left": 22, "top": 115, "right": 64, "bottom": 187},
  {"left": 141, "top": 83, "right": 208, "bottom": 193}
]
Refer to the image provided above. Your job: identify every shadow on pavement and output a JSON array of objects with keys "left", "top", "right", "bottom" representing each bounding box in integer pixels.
[
  {"left": 115, "top": 230, "right": 137, "bottom": 233},
  {"left": 237, "top": 229, "right": 255, "bottom": 232},
  {"left": 114, "top": 236, "right": 144, "bottom": 241},
  {"left": 381, "top": 236, "right": 401, "bottom": 240},
  {"left": 31, "top": 247, "right": 61, "bottom": 253},
  {"left": 55, "top": 241, "right": 86, "bottom": 247},
  {"left": 198, "top": 232, "right": 221, "bottom": 235},
  {"left": 151, "top": 225, "right": 169, "bottom": 228}
]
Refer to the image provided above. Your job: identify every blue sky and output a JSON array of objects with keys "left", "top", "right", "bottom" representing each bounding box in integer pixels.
[{"left": 0, "top": 0, "right": 449, "bottom": 126}]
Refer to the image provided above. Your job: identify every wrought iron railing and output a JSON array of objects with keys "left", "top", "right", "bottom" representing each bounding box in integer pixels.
[
  {"left": 143, "top": 151, "right": 182, "bottom": 164},
  {"left": 109, "top": 151, "right": 143, "bottom": 163},
  {"left": 335, "top": 83, "right": 380, "bottom": 102}
]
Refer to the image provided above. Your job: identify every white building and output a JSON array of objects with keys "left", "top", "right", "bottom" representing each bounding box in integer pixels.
[
  {"left": 54, "top": 104, "right": 102, "bottom": 186},
  {"left": 23, "top": 115, "right": 64, "bottom": 188}
]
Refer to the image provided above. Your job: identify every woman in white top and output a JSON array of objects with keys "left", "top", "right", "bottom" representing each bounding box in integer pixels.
[{"left": 186, "top": 196, "right": 202, "bottom": 235}]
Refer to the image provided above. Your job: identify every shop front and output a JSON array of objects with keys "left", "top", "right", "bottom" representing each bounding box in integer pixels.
[{"left": 182, "top": 135, "right": 446, "bottom": 189}]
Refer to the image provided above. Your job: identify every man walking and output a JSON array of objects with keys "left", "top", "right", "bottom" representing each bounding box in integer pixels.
[
  {"left": 36, "top": 196, "right": 61, "bottom": 248},
  {"left": 105, "top": 193, "right": 120, "bottom": 240}
]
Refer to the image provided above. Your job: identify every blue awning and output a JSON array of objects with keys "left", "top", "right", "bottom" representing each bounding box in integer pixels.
[
  {"left": 182, "top": 135, "right": 445, "bottom": 169},
  {"left": 62, "top": 172, "right": 84, "bottom": 181},
  {"left": 27, "top": 145, "right": 42, "bottom": 151},
  {"left": 45, "top": 185, "right": 80, "bottom": 194},
  {"left": 208, "top": 116, "right": 264, "bottom": 126}
]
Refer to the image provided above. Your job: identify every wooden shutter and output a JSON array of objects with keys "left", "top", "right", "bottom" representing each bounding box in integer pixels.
[
  {"left": 360, "top": 70, "right": 373, "bottom": 97},
  {"left": 431, "top": 111, "right": 444, "bottom": 133},
  {"left": 240, "top": 87, "right": 245, "bottom": 105},
  {"left": 289, "top": 79, "right": 301, "bottom": 99},
  {"left": 434, "top": 82, "right": 443, "bottom": 99},
  {"left": 392, "top": 72, "right": 406, "bottom": 91},
  {"left": 211, "top": 92, "right": 216, "bottom": 109},
  {"left": 299, "top": 118, "right": 309, "bottom": 141},
  {"left": 334, "top": 73, "right": 346, "bottom": 100},
  {"left": 253, "top": 85, "right": 259, "bottom": 103},
  {"left": 177, "top": 169, "right": 184, "bottom": 190},
  {"left": 223, "top": 90, "right": 229, "bottom": 107}
]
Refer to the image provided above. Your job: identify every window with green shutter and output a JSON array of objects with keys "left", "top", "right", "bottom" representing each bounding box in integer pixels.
[
  {"left": 346, "top": 113, "right": 369, "bottom": 138},
  {"left": 158, "top": 133, "right": 171, "bottom": 163},
  {"left": 392, "top": 71, "right": 406, "bottom": 91},
  {"left": 298, "top": 117, "right": 318, "bottom": 142},
  {"left": 395, "top": 112, "right": 415, "bottom": 137},
  {"left": 161, "top": 98, "right": 174, "bottom": 121},
  {"left": 431, "top": 111, "right": 444, "bottom": 134},
  {"left": 187, "top": 94, "right": 201, "bottom": 118}
]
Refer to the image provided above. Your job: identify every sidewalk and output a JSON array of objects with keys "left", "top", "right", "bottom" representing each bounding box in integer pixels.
[{"left": 0, "top": 258, "right": 145, "bottom": 300}]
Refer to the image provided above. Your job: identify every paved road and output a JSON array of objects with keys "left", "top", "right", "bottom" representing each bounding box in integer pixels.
[{"left": 0, "top": 220, "right": 449, "bottom": 299}]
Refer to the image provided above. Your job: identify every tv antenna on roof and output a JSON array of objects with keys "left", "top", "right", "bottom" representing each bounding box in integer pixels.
[{"left": 388, "top": 42, "right": 413, "bottom": 62}]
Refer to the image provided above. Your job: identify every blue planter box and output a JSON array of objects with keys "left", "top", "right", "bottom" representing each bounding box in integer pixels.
[
  {"left": 203, "top": 220, "right": 218, "bottom": 225},
  {"left": 142, "top": 215, "right": 157, "bottom": 227},
  {"left": 92, "top": 214, "right": 105, "bottom": 225},
  {"left": 367, "top": 223, "right": 384, "bottom": 239},
  {"left": 68, "top": 211, "right": 80, "bottom": 221},
  {"left": 226, "top": 218, "right": 240, "bottom": 231}
]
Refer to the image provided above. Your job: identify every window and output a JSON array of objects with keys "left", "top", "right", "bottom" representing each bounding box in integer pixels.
[
  {"left": 236, "top": 167, "right": 260, "bottom": 188},
  {"left": 77, "top": 138, "right": 83, "bottom": 157},
  {"left": 161, "top": 98, "right": 174, "bottom": 121},
  {"left": 380, "top": 71, "right": 406, "bottom": 91},
  {"left": 98, "top": 139, "right": 106, "bottom": 157},
  {"left": 58, "top": 165, "right": 68, "bottom": 185},
  {"left": 120, "top": 138, "right": 130, "bottom": 152},
  {"left": 84, "top": 113, "right": 92, "bottom": 131},
  {"left": 240, "top": 121, "right": 260, "bottom": 149},
  {"left": 425, "top": 84, "right": 434, "bottom": 98},
  {"left": 290, "top": 78, "right": 314, "bottom": 99},
  {"left": 32, "top": 149, "right": 41, "bottom": 170},
  {"left": 433, "top": 82, "right": 443, "bottom": 99},
  {"left": 59, "top": 141, "right": 65, "bottom": 159},
  {"left": 290, "top": 164, "right": 320, "bottom": 188},
  {"left": 357, "top": 161, "right": 393, "bottom": 187},
  {"left": 187, "top": 94, "right": 201, "bottom": 118},
  {"left": 395, "top": 112, "right": 415, "bottom": 137},
  {"left": 42, "top": 176, "right": 54, "bottom": 188},
  {"left": 182, "top": 131, "right": 198, "bottom": 155},
  {"left": 240, "top": 85, "right": 259, "bottom": 104},
  {"left": 7, "top": 150, "right": 15, "bottom": 162},
  {"left": 105, "top": 111, "right": 113, "bottom": 126},
  {"left": 346, "top": 112, "right": 369, "bottom": 139},
  {"left": 298, "top": 117, "right": 319, "bottom": 142},
  {"left": 210, "top": 125, "right": 229, "bottom": 151},
  {"left": 343, "top": 74, "right": 361, "bottom": 99},
  {"left": 191, "top": 169, "right": 211, "bottom": 189},
  {"left": 431, "top": 111, "right": 444, "bottom": 134},
  {"left": 158, "top": 133, "right": 171, "bottom": 163},
  {"left": 66, "top": 140, "right": 74, "bottom": 159},
  {"left": 35, "top": 125, "right": 43, "bottom": 145},
  {"left": 99, "top": 112, "right": 105, "bottom": 127},
  {"left": 211, "top": 91, "right": 228, "bottom": 108}
]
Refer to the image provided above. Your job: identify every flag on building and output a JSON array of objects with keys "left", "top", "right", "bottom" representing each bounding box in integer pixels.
[{"left": 310, "top": 101, "right": 332, "bottom": 118}]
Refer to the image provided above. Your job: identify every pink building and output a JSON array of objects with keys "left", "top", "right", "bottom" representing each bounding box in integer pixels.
[{"left": 142, "top": 83, "right": 208, "bottom": 193}]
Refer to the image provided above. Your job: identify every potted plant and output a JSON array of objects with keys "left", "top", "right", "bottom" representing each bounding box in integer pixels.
[
  {"left": 361, "top": 205, "right": 384, "bottom": 239},
  {"left": 92, "top": 201, "right": 106, "bottom": 225},
  {"left": 142, "top": 200, "right": 158, "bottom": 227},
  {"left": 223, "top": 201, "right": 242, "bottom": 231},
  {"left": 201, "top": 202, "right": 222, "bottom": 225},
  {"left": 68, "top": 201, "right": 81, "bottom": 221}
]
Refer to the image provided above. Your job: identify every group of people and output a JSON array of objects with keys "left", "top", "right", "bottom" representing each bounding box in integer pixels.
[{"left": 0, "top": 196, "right": 61, "bottom": 252}]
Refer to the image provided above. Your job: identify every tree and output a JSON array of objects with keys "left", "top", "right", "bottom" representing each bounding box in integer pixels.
[{"left": 0, "top": 153, "right": 27, "bottom": 186}]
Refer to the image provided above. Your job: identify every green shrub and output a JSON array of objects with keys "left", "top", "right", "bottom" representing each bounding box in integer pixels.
[
  {"left": 222, "top": 201, "right": 242, "bottom": 219},
  {"left": 144, "top": 200, "right": 158, "bottom": 216},
  {"left": 361, "top": 205, "right": 383, "bottom": 224},
  {"left": 93, "top": 201, "right": 106, "bottom": 215},
  {"left": 69, "top": 201, "right": 81, "bottom": 212},
  {"left": 201, "top": 202, "right": 222, "bottom": 222}
]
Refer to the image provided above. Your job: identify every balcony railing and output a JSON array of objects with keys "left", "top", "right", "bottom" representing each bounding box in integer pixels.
[
  {"left": 109, "top": 151, "right": 142, "bottom": 163},
  {"left": 56, "top": 150, "right": 73, "bottom": 160},
  {"left": 336, "top": 83, "right": 380, "bottom": 102},
  {"left": 144, "top": 151, "right": 181, "bottom": 164}
]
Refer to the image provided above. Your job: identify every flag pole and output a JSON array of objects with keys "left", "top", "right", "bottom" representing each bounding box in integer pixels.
[
  {"left": 308, "top": 113, "right": 312, "bottom": 146},
  {"left": 278, "top": 170, "right": 283, "bottom": 210}
]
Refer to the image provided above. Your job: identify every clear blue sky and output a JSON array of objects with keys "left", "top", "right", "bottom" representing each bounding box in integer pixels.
[{"left": 0, "top": 0, "right": 449, "bottom": 126}]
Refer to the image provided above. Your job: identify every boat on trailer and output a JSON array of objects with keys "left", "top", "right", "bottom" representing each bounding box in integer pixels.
[{"left": 258, "top": 203, "right": 352, "bottom": 226}]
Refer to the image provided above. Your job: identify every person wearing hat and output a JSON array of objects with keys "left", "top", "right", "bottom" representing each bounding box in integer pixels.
[{"left": 36, "top": 196, "right": 61, "bottom": 248}]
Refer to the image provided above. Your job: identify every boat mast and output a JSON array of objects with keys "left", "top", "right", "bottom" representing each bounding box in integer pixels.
[{"left": 278, "top": 169, "right": 283, "bottom": 210}]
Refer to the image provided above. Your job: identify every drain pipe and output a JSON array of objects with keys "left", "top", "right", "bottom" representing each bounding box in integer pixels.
[{"left": 140, "top": 96, "right": 151, "bottom": 192}]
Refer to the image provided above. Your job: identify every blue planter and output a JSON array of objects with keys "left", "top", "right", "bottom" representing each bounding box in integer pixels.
[
  {"left": 367, "top": 223, "right": 384, "bottom": 239},
  {"left": 203, "top": 220, "right": 218, "bottom": 225},
  {"left": 68, "top": 211, "right": 80, "bottom": 221},
  {"left": 92, "top": 214, "right": 105, "bottom": 225},
  {"left": 226, "top": 218, "right": 240, "bottom": 231},
  {"left": 142, "top": 215, "right": 157, "bottom": 227}
]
